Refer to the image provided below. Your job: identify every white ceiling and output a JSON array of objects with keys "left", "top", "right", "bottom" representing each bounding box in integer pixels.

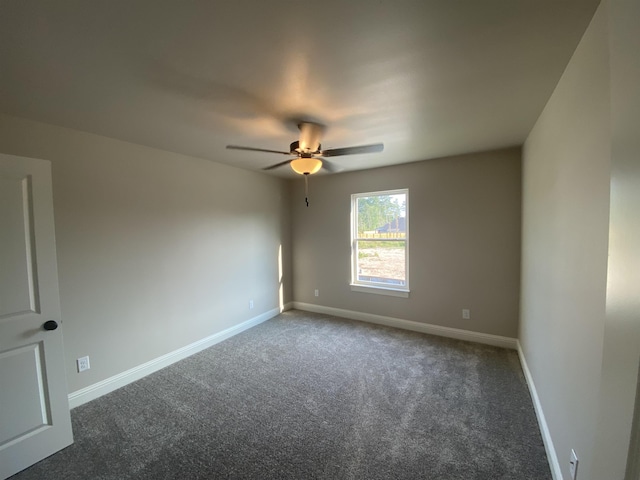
[{"left": 0, "top": 0, "right": 599, "bottom": 177}]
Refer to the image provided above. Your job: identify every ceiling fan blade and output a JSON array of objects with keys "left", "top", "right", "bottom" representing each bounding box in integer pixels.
[
  {"left": 321, "top": 143, "right": 384, "bottom": 157},
  {"left": 227, "top": 145, "right": 292, "bottom": 155},
  {"left": 263, "top": 159, "right": 294, "bottom": 170},
  {"left": 320, "top": 158, "right": 341, "bottom": 173}
]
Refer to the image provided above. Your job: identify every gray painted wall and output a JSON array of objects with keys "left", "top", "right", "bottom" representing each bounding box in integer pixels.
[
  {"left": 593, "top": 0, "right": 640, "bottom": 478},
  {"left": 0, "top": 113, "right": 292, "bottom": 393},
  {"left": 291, "top": 148, "right": 522, "bottom": 338},
  {"left": 521, "top": 0, "right": 640, "bottom": 478},
  {"left": 520, "top": 5, "right": 610, "bottom": 479}
]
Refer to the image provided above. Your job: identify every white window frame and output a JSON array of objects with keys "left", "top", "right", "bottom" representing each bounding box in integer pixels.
[{"left": 350, "top": 189, "right": 409, "bottom": 298}]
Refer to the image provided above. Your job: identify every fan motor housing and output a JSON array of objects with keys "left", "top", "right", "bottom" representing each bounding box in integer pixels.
[{"left": 290, "top": 141, "right": 321, "bottom": 156}]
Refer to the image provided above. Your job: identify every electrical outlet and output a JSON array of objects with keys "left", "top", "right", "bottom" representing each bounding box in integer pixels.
[
  {"left": 569, "top": 449, "right": 579, "bottom": 480},
  {"left": 249, "top": 300, "right": 254, "bottom": 310},
  {"left": 462, "top": 309, "right": 470, "bottom": 319},
  {"left": 314, "top": 289, "right": 319, "bottom": 297},
  {"left": 77, "top": 356, "right": 90, "bottom": 373}
]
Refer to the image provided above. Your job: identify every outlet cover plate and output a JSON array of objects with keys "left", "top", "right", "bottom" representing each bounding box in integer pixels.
[{"left": 77, "top": 356, "right": 90, "bottom": 373}]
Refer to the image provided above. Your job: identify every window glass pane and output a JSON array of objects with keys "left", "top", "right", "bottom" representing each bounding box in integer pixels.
[
  {"left": 356, "top": 240, "right": 406, "bottom": 286},
  {"left": 356, "top": 194, "right": 406, "bottom": 238},
  {"left": 352, "top": 190, "right": 408, "bottom": 291}
]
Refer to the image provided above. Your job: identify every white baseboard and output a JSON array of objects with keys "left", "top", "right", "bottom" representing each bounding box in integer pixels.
[
  {"left": 68, "top": 307, "right": 285, "bottom": 409},
  {"left": 291, "top": 302, "right": 518, "bottom": 350},
  {"left": 517, "top": 341, "right": 562, "bottom": 480}
]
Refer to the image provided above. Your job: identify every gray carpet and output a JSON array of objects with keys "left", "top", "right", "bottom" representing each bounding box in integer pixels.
[{"left": 12, "top": 310, "right": 551, "bottom": 479}]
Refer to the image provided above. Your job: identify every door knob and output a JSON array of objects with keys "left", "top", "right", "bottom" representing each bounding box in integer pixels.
[{"left": 43, "top": 320, "right": 58, "bottom": 331}]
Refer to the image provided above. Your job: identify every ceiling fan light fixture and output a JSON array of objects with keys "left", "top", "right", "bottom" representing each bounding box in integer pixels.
[{"left": 290, "top": 158, "right": 322, "bottom": 175}]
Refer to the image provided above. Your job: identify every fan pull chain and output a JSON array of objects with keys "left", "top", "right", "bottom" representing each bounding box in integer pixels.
[{"left": 304, "top": 173, "right": 309, "bottom": 207}]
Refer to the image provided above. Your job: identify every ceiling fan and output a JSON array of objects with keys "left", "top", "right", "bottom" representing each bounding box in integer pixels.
[{"left": 226, "top": 121, "right": 384, "bottom": 175}]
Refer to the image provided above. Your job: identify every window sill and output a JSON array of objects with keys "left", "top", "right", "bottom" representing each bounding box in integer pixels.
[{"left": 350, "top": 284, "right": 410, "bottom": 298}]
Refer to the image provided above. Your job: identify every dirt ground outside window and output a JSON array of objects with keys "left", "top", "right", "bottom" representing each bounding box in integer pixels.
[{"left": 357, "top": 246, "right": 405, "bottom": 282}]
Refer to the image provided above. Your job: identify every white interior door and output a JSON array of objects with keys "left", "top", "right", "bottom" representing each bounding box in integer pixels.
[{"left": 0, "top": 154, "right": 73, "bottom": 479}]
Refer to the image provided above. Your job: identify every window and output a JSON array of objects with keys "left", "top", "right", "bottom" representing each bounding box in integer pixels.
[{"left": 351, "top": 189, "right": 409, "bottom": 297}]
